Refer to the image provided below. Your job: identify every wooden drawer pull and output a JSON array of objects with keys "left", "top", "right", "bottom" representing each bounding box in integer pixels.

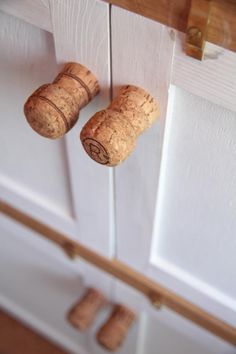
[
  {"left": 80, "top": 85, "right": 160, "bottom": 166},
  {"left": 24, "top": 62, "right": 99, "bottom": 139},
  {"left": 67, "top": 288, "right": 106, "bottom": 331},
  {"left": 96, "top": 304, "right": 136, "bottom": 351}
]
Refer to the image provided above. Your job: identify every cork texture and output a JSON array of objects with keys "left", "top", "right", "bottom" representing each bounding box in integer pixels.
[
  {"left": 97, "top": 304, "right": 136, "bottom": 351},
  {"left": 80, "top": 85, "right": 160, "bottom": 166},
  {"left": 53, "top": 62, "right": 99, "bottom": 109},
  {"left": 67, "top": 288, "right": 106, "bottom": 331},
  {"left": 24, "top": 62, "right": 99, "bottom": 139}
]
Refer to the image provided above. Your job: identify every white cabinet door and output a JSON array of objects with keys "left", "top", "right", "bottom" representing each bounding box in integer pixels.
[
  {"left": 0, "top": 1, "right": 114, "bottom": 353},
  {"left": 1, "top": 1, "right": 236, "bottom": 353},
  {"left": 111, "top": 4, "right": 236, "bottom": 347},
  {"left": 0, "top": 0, "right": 113, "bottom": 256}
]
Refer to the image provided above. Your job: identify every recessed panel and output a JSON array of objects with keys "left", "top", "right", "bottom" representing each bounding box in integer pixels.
[
  {"left": 152, "top": 86, "right": 236, "bottom": 299},
  {"left": 0, "top": 213, "right": 87, "bottom": 353},
  {"left": 114, "top": 282, "right": 235, "bottom": 353},
  {"left": 141, "top": 311, "right": 234, "bottom": 354},
  {"left": 0, "top": 12, "right": 73, "bottom": 218}
]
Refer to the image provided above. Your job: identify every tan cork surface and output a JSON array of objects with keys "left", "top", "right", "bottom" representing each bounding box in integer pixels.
[
  {"left": 24, "top": 62, "right": 99, "bottom": 139},
  {"left": 97, "top": 304, "right": 136, "bottom": 351},
  {"left": 80, "top": 85, "right": 160, "bottom": 166},
  {"left": 67, "top": 288, "right": 106, "bottom": 331}
]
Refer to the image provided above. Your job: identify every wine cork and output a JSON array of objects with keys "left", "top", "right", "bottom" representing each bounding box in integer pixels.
[
  {"left": 24, "top": 62, "right": 99, "bottom": 139},
  {"left": 80, "top": 85, "right": 160, "bottom": 166},
  {"left": 67, "top": 288, "right": 106, "bottom": 331},
  {"left": 97, "top": 304, "right": 136, "bottom": 351}
]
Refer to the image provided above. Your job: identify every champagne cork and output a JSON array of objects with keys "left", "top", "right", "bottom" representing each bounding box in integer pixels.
[
  {"left": 24, "top": 62, "right": 99, "bottom": 139},
  {"left": 80, "top": 85, "right": 160, "bottom": 166},
  {"left": 97, "top": 304, "right": 136, "bottom": 351},
  {"left": 67, "top": 288, "right": 106, "bottom": 331}
]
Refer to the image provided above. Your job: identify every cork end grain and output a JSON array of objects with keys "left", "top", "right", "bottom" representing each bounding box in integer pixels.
[
  {"left": 24, "top": 84, "right": 79, "bottom": 139},
  {"left": 80, "top": 109, "right": 136, "bottom": 166},
  {"left": 80, "top": 85, "right": 160, "bottom": 166}
]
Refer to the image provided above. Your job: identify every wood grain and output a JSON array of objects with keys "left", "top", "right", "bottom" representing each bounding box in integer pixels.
[
  {"left": 172, "top": 32, "right": 236, "bottom": 113},
  {"left": 111, "top": 6, "right": 175, "bottom": 272},
  {"left": 0, "top": 309, "right": 67, "bottom": 354},
  {"left": 1, "top": 200, "right": 236, "bottom": 347},
  {"left": 186, "top": 0, "right": 211, "bottom": 60},
  {"left": 0, "top": 10, "right": 75, "bottom": 237},
  {"left": 1, "top": 0, "right": 235, "bottom": 54},
  {"left": 49, "top": 0, "right": 112, "bottom": 258},
  {"left": 106, "top": 0, "right": 190, "bottom": 32},
  {"left": 49, "top": 3, "right": 114, "bottom": 353},
  {"left": 0, "top": 0, "right": 52, "bottom": 32},
  {"left": 150, "top": 86, "right": 236, "bottom": 324},
  {"left": 104, "top": 0, "right": 236, "bottom": 53}
]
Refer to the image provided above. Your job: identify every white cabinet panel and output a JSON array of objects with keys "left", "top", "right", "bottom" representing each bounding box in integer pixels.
[
  {"left": 0, "top": 6, "right": 115, "bottom": 354},
  {"left": 0, "top": 11, "right": 75, "bottom": 235},
  {"left": 0, "top": 213, "right": 87, "bottom": 354},
  {"left": 0, "top": 0, "right": 52, "bottom": 32},
  {"left": 49, "top": 0, "right": 113, "bottom": 257},
  {"left": 2, "top": 211, "right": 233, "bottom": 354},
  {"left": 140, "top": 311, "right": 234, "bottom": 354},
  {"left": 152, "top": 86, "right": 236, "bottom": 307},
  {"left": 111, "top": 6, "right": 174, "bottom": 267},
  {"left": 172, "top": 34, "right": 236, "bottom": 113},
  {"left": 1, "top": 2, "right": 236, "bottom": 352},
  {"left": 111, "top": 4, "right": 236, "bottom": 331},
  {"left": 0, "top": 213, "right": 118, "bottom": 354},
  {"left": 114, "top": 283, "right": 235, "bottom": 354},
  {"left": 48, "top": 5, "right": 114, "bottom": 354}
]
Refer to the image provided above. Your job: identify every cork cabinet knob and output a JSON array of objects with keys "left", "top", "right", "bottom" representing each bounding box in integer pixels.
[
  {"left": 80, "top": 85, "right": 160, "bottom": 166},
  {"left": 97, "top": 304, "right": 136, "bottom": 351},
  {"left": 24, "top": 62, "right": 99, "bottom": 139},
  {"left": 67, "top": 288, "right": 106, "bottom": 331}
]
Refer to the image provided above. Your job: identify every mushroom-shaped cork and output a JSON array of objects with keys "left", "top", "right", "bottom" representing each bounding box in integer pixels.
[
  {"left": 80, "top": 85, "right": 160, "bottom": 166},
  {"left": 24, "top": 62, "right": 99, "bottom": 139}
]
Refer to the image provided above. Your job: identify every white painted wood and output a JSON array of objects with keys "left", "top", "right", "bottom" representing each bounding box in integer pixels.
[
  {"left": 49, "top": 2, "right": 114, "bottom": 352},
  {"left": 0, "top": 0, "right": 52, "bottom": 32},
  {"left": 172, "top": 33, "right": 236, "bottom": 112},
  {"left": 151, "top": 86, "right": 236, "bottom": 324},
  {"left": 1, "top": 1, "right": 236, "bottom": 352},
  {"left": 111, "top": 4, "right": 236, "bottom": 338},
  {"left": 0, "top": 11, "right": 76, "bottom": 236},
  {"left": 1, "top": 213, "right": 233, "bottom": 354},
  {"left": 111, "top": 6, "right": 175, "bottom": 269},
  {"left": 49, "top": 0, "right": 112, "bottom": 257},
  {"left": 113, "top": 282, "right": 235, "bottom": 354},
  {"left": 138, "top": 310, "right": 235, "bottom": 354},
  {"left": 0, "top": 213, "right": 95, "bottom": 354},
  {"left": 0, "top": 4, "right": 115, "bottom": 353}
]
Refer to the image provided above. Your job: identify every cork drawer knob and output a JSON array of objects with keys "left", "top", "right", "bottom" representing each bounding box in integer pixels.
[
  {"left": 67, "top": 288, "right": 106, "bottom": 331},
  {"left": 80, "top": 85, "right": 160, "bottom": 166},
  {"left": 24, "top": 62, "right": 99, "bottom": 139},
  {"left": 97, "top": 304, "right": 136, "bottom": 351}
]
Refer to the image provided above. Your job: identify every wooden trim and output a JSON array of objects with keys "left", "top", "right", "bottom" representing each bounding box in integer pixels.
[
  {"left": 186, "top": 0, "right": 212, "bottom": 60},
  {"left": 104, "top": 0, "right": 236, "bottom": 53},
  {"left": 0, "top": 200, "right": 236, "bottom": 346}
]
